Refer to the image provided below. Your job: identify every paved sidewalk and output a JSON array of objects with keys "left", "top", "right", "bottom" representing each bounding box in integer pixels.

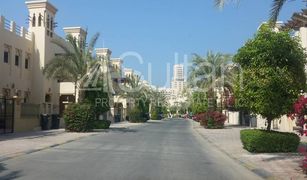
[
  {"left": 0, "top": 129, "right": 99, "bottom": 162},
  {"left": 192, "top": 120, "right": 307, "bottom": 180},
  {"left": 0, "top": 121, "right": 145, "bottom": 162}
]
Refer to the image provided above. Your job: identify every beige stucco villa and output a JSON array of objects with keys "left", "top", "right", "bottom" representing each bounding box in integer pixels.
[{"left": 0, "top": 0, "right": 135, "bottom": 133}]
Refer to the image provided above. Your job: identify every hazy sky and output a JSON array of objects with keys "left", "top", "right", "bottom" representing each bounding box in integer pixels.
[{"left": 0, "top": 0, "right": 305, "bottom": 87}]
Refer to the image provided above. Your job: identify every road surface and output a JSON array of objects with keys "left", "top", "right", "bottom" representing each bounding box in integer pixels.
[{"left": 0, "top": 119, "right": 261, "bottom": 180}]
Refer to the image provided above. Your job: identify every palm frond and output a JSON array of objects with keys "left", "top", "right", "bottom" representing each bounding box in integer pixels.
[
  {"left": 88, "top": 33, "right": 100, "bottom": 53},
  {"left": 43, "top": 56, "right": 79, "bottom": 81},
  {"left": 270, "top": 0, "right": 288, "bottom": 24},
  {"left": 66, "top": 35, "right": 82, "bottom": 63},
  {"left": 51, "top": 38, "right": 72, "bottom": 54},
  {"left": 214, "top": 0, "right": 225, "bottom": 8},
  {"left": 214, "top": 0, "right": 240, "bottom": 9}
]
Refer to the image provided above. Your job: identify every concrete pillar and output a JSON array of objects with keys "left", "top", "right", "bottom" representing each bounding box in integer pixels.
[
  {"left": 110, "top": 107, "right": 115, "bottom": 123},
  {"left": 10, "top": 21, "right": 15, "bottom": 33},
  {"left": 0, "top": 16, "right": 4, "bottom": 29},
  {"left": 13, "top": 97, "right": 21, "bottom": 132},
  {"left": 21, "top": 26, "right": 26, "bottom": 38},
  {"left": 123, "top": 108, "right": 127, "bottom": 121}
]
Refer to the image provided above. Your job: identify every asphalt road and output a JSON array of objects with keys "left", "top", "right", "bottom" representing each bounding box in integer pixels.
[{"left": 0, "top": 119, "right": 262, "bottom": 180}]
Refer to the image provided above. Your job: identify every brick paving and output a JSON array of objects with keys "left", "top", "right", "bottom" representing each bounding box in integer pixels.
[{"left": 192, "top": 120, "right": 307, "bottom": 180}]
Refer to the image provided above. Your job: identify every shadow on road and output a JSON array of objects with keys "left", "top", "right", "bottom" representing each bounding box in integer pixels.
[
  {"left": 223, "top": 125, "right": 251, "bottom": 130},
  {"left": 146, "top": 120, "right": 163, "bottom": 124},
  {"left": 0, "top": 163, "right": 22, "bottom": 180},
  {"left": 94, "top": 127, "right": 138, "bottom": 134},
  {"left": 261, "top": 154, "right": 303, "bottom": 162}
]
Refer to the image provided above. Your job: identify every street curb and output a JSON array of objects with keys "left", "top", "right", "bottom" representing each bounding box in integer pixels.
[
  {"left": 193, "top": 126, "right": 277, "bottom": 180},
  {"left": 0, "top": 133, "right": 99, "bottom": 163}
]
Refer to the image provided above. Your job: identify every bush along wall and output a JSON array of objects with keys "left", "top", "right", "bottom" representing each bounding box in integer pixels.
[
  {"left": 64, "top": 103, "right": 95, "bottom": 132},
  {"left": 240, "top": 129, "right": 300, "bottom": 153}
]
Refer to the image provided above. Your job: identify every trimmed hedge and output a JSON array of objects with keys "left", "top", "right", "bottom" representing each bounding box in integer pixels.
[
  {"left": 240, "top": 129, "right": 300, "bottom": 153},
  {"left": 94, "top": 120, "right": 111, "bottom": 129},
  {"left": 64, "top": 103, "right": 95, "bottom": 132}
]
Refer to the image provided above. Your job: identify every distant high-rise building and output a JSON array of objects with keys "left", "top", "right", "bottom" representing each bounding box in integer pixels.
[
  {"left": 173, "top": 64, "right": 184, "bottom": 81},
  {"left": 171, "top": 64, "right": 185, "bottom": 95}
]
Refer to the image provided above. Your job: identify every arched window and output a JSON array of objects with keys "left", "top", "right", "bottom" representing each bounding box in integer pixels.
[
  {"left": 50, "top": 17, "right": 53, "bottom": 31},
  {"left": 32, "top": 14, "right": 36, "bottom": 27},
  {"left": 47, "top": 15, "right": 50, "bottom": 29},
  {"left": 38, "top": 13, "right": 42, "bottom": 27}
]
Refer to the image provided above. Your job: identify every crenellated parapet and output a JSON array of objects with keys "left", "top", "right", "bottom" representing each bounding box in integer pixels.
[{"left": 0, "top": 15, "right": 32, "bottom": 41}]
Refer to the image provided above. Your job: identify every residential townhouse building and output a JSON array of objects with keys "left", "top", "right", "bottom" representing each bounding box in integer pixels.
[
  {"left": 0, "top": 0, "right": 136, "bottom": 133},
  {"left": 0, "top": 0, "right": 63, "bottom": 133}
]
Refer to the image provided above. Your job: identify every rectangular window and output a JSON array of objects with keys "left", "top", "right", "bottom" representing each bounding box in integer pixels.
[
  {"left": 3, "top": 51, "right": 9, "bottom": 63},
  {"left": 15, "top": 49, "right": 22, "bottom": 66},
  {"left": 25, "top": 58, "right": 29, "bottom": 69},
  {"left": 2, "top": 88, "right": 10, "bottom": 98},
  {"left": 15, "top": 55, "right": 19, "bottom": 66},
  {"left": 24, "top": 91, "right": 30, "bottom": 103}
]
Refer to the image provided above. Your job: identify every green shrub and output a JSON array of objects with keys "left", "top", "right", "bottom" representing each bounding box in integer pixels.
[
  {"left": 151, "top": 110, "right": 159, "bottom": 120},
  {"left": 64, "top": 103, "right": 95, "bottom": 132},
  {"left": 93, "top": 120, "right": 111, "bottom": 129},
  {"left": 128, "top": 107, "right": 146, "bottom": 123},
  {"left": 240, "top": 129, "right": 300, "bottom": 153}
]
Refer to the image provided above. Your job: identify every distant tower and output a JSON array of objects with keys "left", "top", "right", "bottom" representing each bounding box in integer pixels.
[
  {"left": 171, "top": 64, "right": 185, "bottom": 95},
  {"left": 63, "top": 27, "right": 87, "bottom": 43},
  {"left": 26, "top": 0, "right": 59, "bottom": 109},
  {"left": 173, "top": 64, "right": 184, "bottom": 81},
  {"left": 123, "top": 68, "right": 134, "bottom": 77},
  {"left": 95, "top": 48, "right": 114, "bottom": 94},
  {"left": 26, "top": 0, "right": 57, "bottom": 38},
  {"left": 110, "top": 58, "right": 123, "bottom": 74},
  {"left": 96, "top": 48, "right": 112, "bottom": 61}
]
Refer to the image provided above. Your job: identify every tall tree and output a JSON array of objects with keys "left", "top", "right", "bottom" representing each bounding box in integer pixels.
[
  {"left": 234, "top": 24, "right": 306, "bottom": 131},
  {"left": 188, "top": 51, "right": 234, "bottom": 110},
  {"left": 43, "top": 32, "right": 100, "bottom": 102},
  {"left": 190, "top": 91, "right": 208, "bottom": 114},
  {"left": 120, "top": 74, "right": 150, "bottom": 114},
  {"left": 189, "top": 51, "right": 233, "bottom": 90}
]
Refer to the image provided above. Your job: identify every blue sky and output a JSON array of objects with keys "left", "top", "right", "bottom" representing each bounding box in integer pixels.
[{"left": 0, "top": 0, "right": 305, "bottom": 87}]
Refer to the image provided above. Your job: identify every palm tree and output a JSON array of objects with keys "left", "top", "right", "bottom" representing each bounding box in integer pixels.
[
  {"left": 43, "top": 32, "right": 100, "bottom": 102},
  {"left": 122, "top": 74, "right": 144, "bottom": 99},
  {"left": 189, "top": 51, "right": 233, "bottom": 90},
  {"left": 120, "top": 74, "right": 152, "bottom": 118},
  {"left": 214, "top": 0, "right": 305, "bottom": 23},
  {"left": 119, "top": 74, "right": 144, "bottom": 105},
  {"left": 188, "top": 51, "right": 235, "bottom": 111},
  {"left": 148, "top": 88, "right": 167, "bottom": 112}
]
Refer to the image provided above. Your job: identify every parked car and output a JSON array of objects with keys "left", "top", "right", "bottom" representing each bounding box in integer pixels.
[{"left": 144, "top": 113, "right": 150, "bottom": 120}]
